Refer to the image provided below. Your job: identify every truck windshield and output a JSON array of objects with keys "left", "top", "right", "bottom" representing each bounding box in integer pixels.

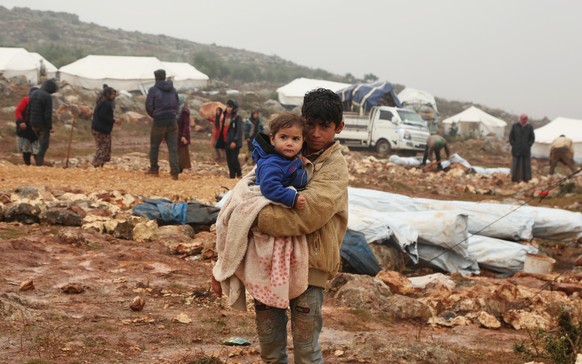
[{"left": 397, "top": 110, "right": 428, "bottom": 128}]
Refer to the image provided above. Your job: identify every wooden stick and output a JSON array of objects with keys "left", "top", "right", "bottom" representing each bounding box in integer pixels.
[{"left": 64, "top": 114, "right": 77, "bottom": 168}]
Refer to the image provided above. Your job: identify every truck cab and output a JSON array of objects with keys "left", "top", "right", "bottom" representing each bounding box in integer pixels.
[{"left": 338, "top": 106, "right": 430, "bottom": 155}]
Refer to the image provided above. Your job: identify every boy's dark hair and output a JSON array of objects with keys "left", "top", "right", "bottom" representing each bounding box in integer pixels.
[
  {"left": 301, "top": 88, "right": 343, "bottom": 127},
  {"left": 268, "top": 112, "right": 306, "bottom": 137}
]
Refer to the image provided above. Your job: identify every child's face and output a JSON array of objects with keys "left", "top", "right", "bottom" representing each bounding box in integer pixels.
[
  {"left": 269, "top": 125, "right": 304, "bottom": 158},
  {"left": 305, "top": 120, "right": 345, "bottom": 152}
]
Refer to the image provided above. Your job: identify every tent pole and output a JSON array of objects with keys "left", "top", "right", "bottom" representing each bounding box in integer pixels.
[{"left": 64, "top": 114, "right": 77, "bottom": 169}]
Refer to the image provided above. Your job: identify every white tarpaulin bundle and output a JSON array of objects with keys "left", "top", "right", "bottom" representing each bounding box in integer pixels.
[
  {"left": 531, "top": 117, "right": 582, "bottom": 164},
  {"left": 346, "top": 186, "right": 582, "bottom": 274}
]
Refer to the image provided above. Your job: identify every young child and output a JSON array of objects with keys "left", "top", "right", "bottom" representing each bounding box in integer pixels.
[
  {"left": 213, "top": 88, "right": 348, "bottom": 363},
  {"left": 251, "top": 112, "right": 308, "bottom": 209}
]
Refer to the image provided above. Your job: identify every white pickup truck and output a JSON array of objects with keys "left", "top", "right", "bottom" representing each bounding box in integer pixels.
[{"left": 337, "top": 106, "right": 431, "bottom": 155}]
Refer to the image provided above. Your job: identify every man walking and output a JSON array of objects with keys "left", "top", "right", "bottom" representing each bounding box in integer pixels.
[{"left": 145, "top": 69, "right": 180, "bottom": 180}]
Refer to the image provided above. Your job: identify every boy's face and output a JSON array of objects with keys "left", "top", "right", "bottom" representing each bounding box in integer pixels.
[
  {"left": 305, "top": 120, "right": 345, "bottom": 152},
  {"left": 270, "top": 125, "right": 304, "bottom": 158}
]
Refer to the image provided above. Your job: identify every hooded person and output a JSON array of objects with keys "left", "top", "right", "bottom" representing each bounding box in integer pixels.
[
  {"left": 222, "top": 99, "right": 243, "bottom": 178},
  {"left": 29, "top": 78, "right": 59, "bottom": 166},
  {"left": 145, "top": 69, "right": 181, "bottom": 180}
]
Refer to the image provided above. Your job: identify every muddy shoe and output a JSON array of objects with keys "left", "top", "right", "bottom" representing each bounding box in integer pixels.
[
  {"left": 145, "top": 169, "right": 159, "bottom": 176},
  {"left": 171, "top": 174, "right": 179, "bottom": 181}
]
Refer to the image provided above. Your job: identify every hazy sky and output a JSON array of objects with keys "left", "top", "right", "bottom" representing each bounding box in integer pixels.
[{"left": 2, "top": 0, "right": 582, "bottom": 120}]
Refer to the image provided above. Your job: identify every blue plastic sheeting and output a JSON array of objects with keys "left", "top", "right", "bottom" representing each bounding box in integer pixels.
[
  {"left": 337, "top": 81, "right": 402, "bottom": 113},
  {"left": 340, "top": 229, "right": 382, "bottom": 276},
  {"left": 132, "top": 198, "right": 188, "bottom": 225}
]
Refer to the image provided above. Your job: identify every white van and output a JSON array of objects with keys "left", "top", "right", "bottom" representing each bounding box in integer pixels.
[{"left": 337, "top": 106, "right": 431, "bottom": 155}]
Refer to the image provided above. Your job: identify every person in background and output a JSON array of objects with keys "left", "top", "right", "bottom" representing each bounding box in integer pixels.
[
  {"left": 244, "top": 110, "right": 264, "bottom": 154},
  {"left": 211, "top": 106, "right": 225, "bottom": 161},
  {"left": 29, "top": 78, "right": 59, "bottom": 166},
  {"left": 549, "top": 134, "right": 577, "bottom": 175},
  {"left": 91, "top": 85, "right": 117, "bottom": 167},
  {"left": 177, "top": 95, "right": 192, "bottom": 173},
  {"left": 509, "top": 113, "right": 535, "bottom": 182},
  {"left": 15, "top": 87, "right": 40, "bottom": 165},
  {"left": 222, "top": 99, "right": 243, "bottom": 178},
  {"left": 421, "top": 134, "right": 450, "bottom": 169},
  {"left": 251, "top": 112, "right": 308, "bottom": 209},
  {"left": 145, "top": 69, "right": 180, "bottom": 180}
]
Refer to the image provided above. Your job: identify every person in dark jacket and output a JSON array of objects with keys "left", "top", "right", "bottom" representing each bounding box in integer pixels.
[
  {"left": 29, "top": 78, "right": 58, "bottom": 166},
  {"left": 15, "top": 86, "right": 39, "bottom": 165},
  {"left": 91, "top": 85, "right": 117, "bottom": 167},
  {"left": 145, "top": 69, "right": 180, "bottom": 180},
  {"left": 176, "top": 95, "right": 192, "bottom": 173},
  {"left": 222, "top": 99, "right": 243, "bottom": 178},
  {"left": 509, "top": 113, "right": 535, "bottom": 182},
  {"left": 252, "top": 112, "right": 308, "bottom": 209}
]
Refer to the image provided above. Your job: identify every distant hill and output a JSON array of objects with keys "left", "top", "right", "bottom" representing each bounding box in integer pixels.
[{"left": 0, "top": 6, "right": 546, "bottom": 127}]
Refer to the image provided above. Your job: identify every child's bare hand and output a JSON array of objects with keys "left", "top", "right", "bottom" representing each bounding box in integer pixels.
[
  {"left": 211, "top": 275, "right": 222, "bottom": 296},
  {"left": 296, "top": 195, "right": 306, "bottom": 209}
]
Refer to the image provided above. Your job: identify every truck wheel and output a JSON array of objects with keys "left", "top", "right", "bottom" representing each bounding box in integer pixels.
[{"left": 375, "top": 140, "right": 391, "bottom": 155}]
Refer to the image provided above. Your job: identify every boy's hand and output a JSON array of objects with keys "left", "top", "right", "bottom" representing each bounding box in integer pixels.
[
  {"left": 211, "top": 275, "right": 222, "bottom": 296},
  {"left": 181, "top": 136, "right": 187, "bottom": 144},
  {"left": 295, "top": 194, "right": 306, "bottom": 209}
]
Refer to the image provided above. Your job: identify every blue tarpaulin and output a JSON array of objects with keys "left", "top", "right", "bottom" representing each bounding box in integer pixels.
[
  {"left": 132, "top": 198, "right": 188, "bottom": 225},
  {"left": 337, "top": 81, "right": 402, "bottom": 113},
  {"left": 340, "top": 229, "right": 382, "bottom": 276}
]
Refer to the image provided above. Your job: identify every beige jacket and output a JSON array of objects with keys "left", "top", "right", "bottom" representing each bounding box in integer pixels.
[
  {"left": 551, "top": 136, "right": 573, "bottom": 153},
  {"left": 257, "top": 141, "right": 349, "bottom": 288}
]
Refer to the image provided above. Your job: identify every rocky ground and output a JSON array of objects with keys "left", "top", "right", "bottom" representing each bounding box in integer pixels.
[{"left": 1, "top": 80, "right": 582, "bottom": 363}]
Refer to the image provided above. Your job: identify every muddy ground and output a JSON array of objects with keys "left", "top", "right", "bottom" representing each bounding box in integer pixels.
[{"left": 1, "top": 118, "right": 581, "bottom": 363}]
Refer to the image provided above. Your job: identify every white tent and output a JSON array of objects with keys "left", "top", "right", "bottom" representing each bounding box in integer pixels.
[
  {"left": 59, "top": 55, "right": 169, "bottom": 93},
  {"left": 0, "top": 47, "right": 39, "bottom": 84},
  {"left": 161, "top": 61, "right": 209, "bottom": 91},
  {"left": 29, "top": 52, "right": 58, "bottom": 79},
  {"left": 442, "top": 106, "right": 507, "bottom": 139},
  {"left": 277, "top": 77, "right": 350, "bottom": 106},
  {"left": 531, "top": 117, "right": 582, "bottom": 163}
]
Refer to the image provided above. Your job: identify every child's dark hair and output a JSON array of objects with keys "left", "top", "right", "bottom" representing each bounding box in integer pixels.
[
  {"left": 301, "top": 88, "right": 343, "bottom": 127},
  {"left": 268, "top": 112, "right": 306, "bottom": 137}
]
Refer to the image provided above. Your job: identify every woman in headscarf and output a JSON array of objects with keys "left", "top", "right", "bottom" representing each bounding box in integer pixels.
[{"left": 177, "top": 94, "right": 192, "bottom": 173}]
